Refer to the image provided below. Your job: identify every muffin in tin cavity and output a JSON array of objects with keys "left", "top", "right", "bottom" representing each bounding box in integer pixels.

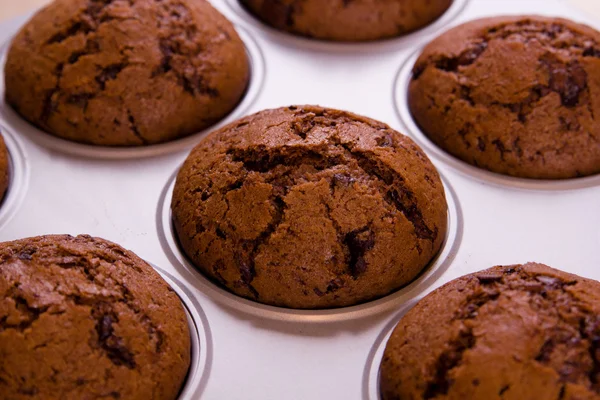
[
  {"left": 0, "top": 235, "right": 191, "bottom": 399},
  {"left": 238, "top": 0, "right": 453, "bottom": 42},
  {"left": 172, "top": 105, "right": 448, "bottom": 309},
  {"left": 4, "top": 0, "right": 250, "bottom": 146},
  {"left": 0, "top": 133, "right": 8, "bottom": 202},
  {"left": 380, "top": 263, "right": 600, "bottom": 400},
  {"left": 409, "top": 16, "right": 600, "bottom": 179}
]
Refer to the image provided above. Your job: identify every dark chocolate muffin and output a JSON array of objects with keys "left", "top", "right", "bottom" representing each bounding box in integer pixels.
[
  {"left": 409, "top": 16, "right": 600, "bottom": 179},
  {"left": 0, "top": 235, "right": 191, "bottom": 399},
  {"left": 5, "top": 0, "right": 250, "bottom": 146},
  {"left": 239, "top": 0, "right": 452, "bottom": 42},
  {"left": 172, "top": 105, "right": 448, "bottom": 309},
  {"left": 380, "top": 263, "right": 600, "bottom": 400},
  {"left": 0, "top": 133, "right": 9, "bottom": 202}
]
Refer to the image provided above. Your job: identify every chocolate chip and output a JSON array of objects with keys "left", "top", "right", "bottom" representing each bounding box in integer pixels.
[
  {"left": 477, "top": 137, "right": 486, "bottom": 151},
  {"left": 98, "top": 315, "right": 114, "bottom": 341},
  {"left": 18, "top": 252, "right": 33, "bottom": 261},
  {"left": 95, "top": 312, "right": 136, "bottom": 369},
  {"left": 326, "top": 278, "right": 345, "bottom": 293},
  {"left": 583, "top": 47, "right": 600, "bottom": 58},
  {"left": 96, "top": 63, "right": 126, "bottom": 90},
  {"left": 457, "top": 42, "right": 488, "bottom": 66},
  {"left": 195, "top": 221, "right": 205, "bottom": 234},
  {"left": 376, "top": 134, "right": 394, "bottom": 147},
  {"left": 331, "top": 174, "right": 356, "bottom": 187},
  {"left": 498, "top": 385, "right": 510, "bottom": 396},
  {"left": 66, "top": 93, "right": 95, "bottom": 108},
  {"left": 476, "top": 273, "right": 503, "bottom": 283},
  {"left": 423, "top": 329, "right": 476, "bottom": 399},
  {"left": 434, "top": 42, "right": 488, "bottom": 73},
  {"left": 412, "top": 63, "right": 427, "bottom": 80},
  {"left": 239, "top": 260, "right": 254, "bottom": 284},
  {"left": 216, "top": 228, "right": 227, "bottom": 239},
  {"left": 545, "top": 60, "right": 587, "bottom": 108}
]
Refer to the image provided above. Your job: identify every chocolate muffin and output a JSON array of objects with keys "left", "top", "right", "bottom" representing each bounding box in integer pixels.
[
  {"left": 409, "top": 16, "right": 600, "bottom": 179},
  {"left": 239, "top": 0, "right": 452, "bottom": 42},
  {"left": 0, "top": 133, "right": 9, "bottom": 202},
  {"left": 172, "top": 105, "right": 448, "bottom": 309},
  {"left": 0, "top": 235, "right": 191, "bottom": 399},
  {"left": 5, "top": 0, "right": 250, "bottom": 146},
  {"left": 380, "top": 263, "right": 600, "bottom": 400}
]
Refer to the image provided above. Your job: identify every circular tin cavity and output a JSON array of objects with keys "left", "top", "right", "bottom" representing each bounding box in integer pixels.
[
  {"left": 156, "top": 167, "right": 463, "bottom": 323},
  {"left": 151, "top": 264, "right": 212, "bottom": 400},
  {"left": 0, "top": 124, "right": 29, "bottom": 230},
  {"left": 224, "top": 0, "right": 470, "bottom": 53},
  {"left": 393, "top": 49, "right": 600, "bottom": 190},
  {"left": 363, "top": 305, "right": 416, "bottom": 400},
  {"left": 0, "top": 26, "right": 265, "bottom": 159}
]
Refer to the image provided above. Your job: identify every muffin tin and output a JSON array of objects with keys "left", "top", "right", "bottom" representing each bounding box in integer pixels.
[
  {"left": 224, "top": 0, "right": 470, "bottom": 52},
  {"left": 153, "top": 265, "right": 212, "bottom": 400},
  {"left": 394, "top": 48, "right": 600, "bottom": 191},
  {"left": 0, "top": 125, "right": 28, "bottom": 230},
  {"left": 0, "top": 27, "right": 265, "bottom": 159},
  {"left": 158, "top": 169, "right": 462, "bottom": 322},
  {"left": 0, "top": 0, "right": 599, "bottom": 399}
]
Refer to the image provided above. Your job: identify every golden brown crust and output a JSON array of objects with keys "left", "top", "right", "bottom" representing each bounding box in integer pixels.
[
  {"left": 380, "top": 263, "right": 600, "bottom": 400},
  {"left": 409, "top": 16, "right": 600, "bottom": 179},
  {"left": 240, "top": 0, "right": 452, "bottom": 42},
  {"left": 0, "top": 235, "right": 191, "bottom": 400},
  {"left": 5, "top": 0, "right": 250, "bottom": 146},
  {"left": 172, "top": 105, "right": 448, "bottom": 309},
  {"left": 0, "top": 133, "right": 8, "bottom": 202}
]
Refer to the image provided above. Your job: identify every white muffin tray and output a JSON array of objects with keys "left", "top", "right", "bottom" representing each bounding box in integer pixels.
[{"left": 0, "top": 0, "right": 599, "bottom": 399}]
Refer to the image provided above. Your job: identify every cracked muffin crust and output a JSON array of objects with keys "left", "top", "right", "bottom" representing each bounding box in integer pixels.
[
  {"left": 172, "top": 105, "right": 448, "bottom": 309},
  {"left": 0, "top": 133, "right": 9, "bottom": 203},
  {"left": 5, "top": 0, "right": 250, "bottom": 146},
  {"left": 239, "top": 0, "right": 452, "bottom": 42},
  {"left": 409, "top": 16, "right": 600, "bottom": 179},
  {"left": 0, "top": 235, "right": 191, "bottom": 400},
  {"left": 380, "top": 263, "right": 600, "bottom": 400}
]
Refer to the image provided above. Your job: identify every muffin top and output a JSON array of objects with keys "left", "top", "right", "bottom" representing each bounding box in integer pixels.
[
  {"left": 0, "top": 235, "right": 191, "bottom": 400},
  {"left": 0, "top": 133, "right": 8, "bottom": 201},
  {"left": 409, "top": 16, "right": 600, "bottom": 179},
  {"left": 380, "top": 263, "right": 600, "bottom": 400},
  {"left": 5, "top": 0, "right": 250, "bottom": 146},
  {"left": 172, "top": 105, "right": 448, "bottom": 309},
  {"left": 239, "top": 0, "right": 452, "bottom": 42}
]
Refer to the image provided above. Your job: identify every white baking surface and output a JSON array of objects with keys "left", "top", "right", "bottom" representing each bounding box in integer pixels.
[{"left": 0, "top": 0, "right": 599, "bottom": 399}]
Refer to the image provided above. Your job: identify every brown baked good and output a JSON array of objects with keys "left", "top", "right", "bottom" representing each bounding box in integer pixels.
[
  {"left": 0, "top": 235, "right": 191, "bottom": 399},
  {"left": 409, "top": 16, "right": 600, "bottom": 179},
  {"left": 5, "top": 0, "right": 250, "bottom": 146},
  {"left": 0, "top": 133, "right": 9, "bottom": 202},
  {"left": 380, "top": 263, "right": 600, "bottom": 400},
  {"left": 172, "top": 105, "right": 448, "bottom": 309},
  {"left": 239, "top": 0, "right": 452, "bottom": 42}
]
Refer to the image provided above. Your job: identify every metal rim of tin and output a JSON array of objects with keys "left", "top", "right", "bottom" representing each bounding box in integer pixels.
[
  {"left": 223, "top": 0, "right": 470, "bottom": 53},
  {"left": 393, "top": 49, "right": 600, "bottom": 191},
  {"left": 151, "top": 264, "right": 213, "bottom": 400},
  {"left": 0, "top": 25, "right": 265, "bottom": 159},
  {"left": 156, "top": 166, "right": 463, "bottom": 323},
  {"left": 0, "top": 124, "right": 29, "bottom": 230},
  {"left": 362, "top": 304, "right": 416, "bottom": 400}
]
